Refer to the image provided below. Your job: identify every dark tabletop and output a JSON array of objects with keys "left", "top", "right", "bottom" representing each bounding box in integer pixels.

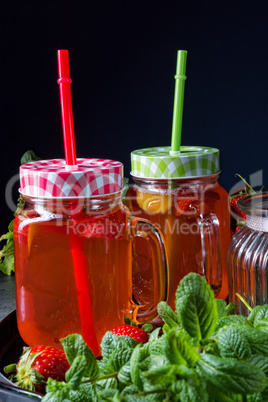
[{"left": 0, "top": 271, "right": 16, "bottom": 323}]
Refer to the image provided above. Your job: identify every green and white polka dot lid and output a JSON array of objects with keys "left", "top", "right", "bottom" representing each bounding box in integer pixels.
[{"left": 130, "top": 146, "right": 220, "bottom": 179}]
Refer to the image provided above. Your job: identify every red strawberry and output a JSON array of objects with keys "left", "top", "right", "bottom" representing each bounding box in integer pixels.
[
  {"left": 230, "top": 194, "right": 247, "bottom": 221},
  {"left": 204, "top": 191, "right": 220, "bottom": 205},
  {"left": 112, "top": 324, "right": 149, "bottom": 344},
  {"left": 230, "top": 174, "right": 257, "bottom": 222},
  {"left": 173, "top": 189, "right": 219, "bottom": 217},
  {"left": 173, "top": 190, "right": 198, "bottom": 217},
  {"left": 79, "top": 207, "right": 127, "bottom": 239},
  {"left": 4, "top": 345, "right": 70, "bottom": 393}
]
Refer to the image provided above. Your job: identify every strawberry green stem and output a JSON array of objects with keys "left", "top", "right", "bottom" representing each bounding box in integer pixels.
[{"left": 235, "top": 174, "right": 255, "bottom": 194}]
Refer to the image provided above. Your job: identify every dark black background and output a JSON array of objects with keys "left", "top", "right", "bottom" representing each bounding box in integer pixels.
[{"left": 1, "top": 0, "right": 268, "bottom": 233}]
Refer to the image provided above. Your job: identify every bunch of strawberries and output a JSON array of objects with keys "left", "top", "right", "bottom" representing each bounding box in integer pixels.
[{"left": 4, "top": 323, "right": 149, "bottom": 394}]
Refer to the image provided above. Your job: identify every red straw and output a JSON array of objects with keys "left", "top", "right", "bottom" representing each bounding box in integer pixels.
[
  {"left": 57, "top": 50, "right": 99, "bottom": 355},
  {"left": 57, "top": 50, "right": 77, "bottom": 167}
]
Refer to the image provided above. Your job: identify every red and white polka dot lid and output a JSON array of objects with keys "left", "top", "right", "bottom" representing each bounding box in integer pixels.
[{"left": 19, "top": 158, "right": 124, "bottom": 198}]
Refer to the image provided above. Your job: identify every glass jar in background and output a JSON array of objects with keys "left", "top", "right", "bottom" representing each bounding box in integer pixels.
[
  {"left": 228, "top": 193, "right": 268, "bottom": 315},
  {"left": 13, "top": 158, "right": 167, "bottom": 356},
  {"left": 125, "top": 146, "right": 230, "bottom": 310}
]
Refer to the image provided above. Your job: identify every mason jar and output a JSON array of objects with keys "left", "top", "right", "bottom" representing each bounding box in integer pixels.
[{"left": 125, "top": 146, "right": 230, "bottom": 310}]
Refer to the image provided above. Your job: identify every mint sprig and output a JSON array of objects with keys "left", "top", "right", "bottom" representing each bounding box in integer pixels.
[
  {"left": 38, "top": 273, "right": 268, "bottom": 401},
  {"left": 0, "top": 150, "right": 40, "bottom": 275}
]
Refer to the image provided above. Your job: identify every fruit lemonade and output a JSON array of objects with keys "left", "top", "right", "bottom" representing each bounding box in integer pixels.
[
  {"left": 14, "top": 159, "right": 133, "bottom": 354},
  {"left": 125, "top": 50, "right": 230, "bottom": 309},
  {"left": 126, "top": 165, "right": 230, "bottom": 310},
  {"left": 14, "top": 50, "right": 137, "bottom": 356}
]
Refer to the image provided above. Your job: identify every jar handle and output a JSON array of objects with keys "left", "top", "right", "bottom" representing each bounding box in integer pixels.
[
  {"left": 196, "top": 212, "right": 222, "bottom": 295},
  {"left": 130, "top": 217, "right": 168, "bottom": 323}
]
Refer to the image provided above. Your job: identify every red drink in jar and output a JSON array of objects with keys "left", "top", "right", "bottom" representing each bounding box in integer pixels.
[
  {"left": 125, "top": 146, "right": 230, "bottom": 309},
  {"left": 14, "top": 159, "right": 167, "bottom": 354}
]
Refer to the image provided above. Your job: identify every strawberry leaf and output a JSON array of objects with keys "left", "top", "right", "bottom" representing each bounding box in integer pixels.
[
  {"left": 235, "top": 173, "right": 255, "bottom": 194},
  {"left": 141, "top": 323, "right": 153, "bottom": 333},
  {"left": 124, "top": 316, "right": 138, "bottom": 327}
]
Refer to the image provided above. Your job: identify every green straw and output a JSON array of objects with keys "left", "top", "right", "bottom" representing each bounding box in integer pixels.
[{"left": 170, "top": 50, "right": 187, "bottom": 153}]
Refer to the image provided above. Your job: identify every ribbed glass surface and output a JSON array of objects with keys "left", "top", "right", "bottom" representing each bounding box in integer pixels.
[{"left": 227, "top": 225, "right": 268, "bottom": 315}]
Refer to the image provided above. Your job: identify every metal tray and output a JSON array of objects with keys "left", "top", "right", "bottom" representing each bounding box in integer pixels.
[{"left": 0, "top": 310, "right": 43, "bottom": 400}]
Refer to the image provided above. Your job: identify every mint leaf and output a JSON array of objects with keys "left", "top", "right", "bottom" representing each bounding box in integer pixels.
[
  {"left": 130, "top": 343, "right": 150, "bottom": 391},
  {"left": 0, "top": 254, "right": 14, "bottom": 275},
  {"left": 217, "top": 325, "right": 251, "bottom": 360},
  {"left": 246, "top": 393, "right": 265, "bottom": 402},
  {"left": 61, "top": 334, "right": 99, "bottom": 379},
  {"left": 98, "top": 388, "right": 121, "bottom": 400},
  {"left": 142, "top": 363, "right": 175, "bottom": 387},
  {"left": 206, "top": 382, "right": 243, "bottom": 402},
  {"left": 248, "top": 305, "right": 268, "bottom": 332},
  {"left": 20, "top": 150, "right": 40, "bottom": 164},
  {"left": 149, "top": 355, "right": 169, "bottom": 371},
  {"left": 149, "top": 335, "right": 167, "bottom": 357},
  {"left": 157, "top": 301, "right": 180, "bottom": 328},
  {"left": 43, "top": 379, "right": 71, "bottom": 401},
  {"left": 241, "top": 326, "right": 268, "bottom": 355},
  {"left": 225, "top": 303, "right": 236, "bottom": 316},
  {"left": 149, "top": 327, "right": 161, "bottom": 342},
  {"left": 65, "top": 355, "right": 88, "bottom": 390},
  {"left": 198, "top": 353, "right": 267, "bottom": 395},
  {"left": 117, "top": 361, "right": 132, "bottom": 385},
  {"left": 216, "top": 300, "right": 235, "bottom": 319},
  {"left": 175, "top": 273, "right": 218, "bottom": 340},
  {"left": 164, "top": 330, "right": 200, "bottom": 367},
  {"left": 101, "top": 331, "right": 138, "bottom": 361},
  {"left": 248, "top": 305, "right": 263, "bottom": 324},
  {"left": 120, "top": 384, "right": 139, "bottom": 396},
  {"left": 214, "top": 315, "right": 247, "bottom": 335},
  {"left": 0, "top": 150, "right": 40, "bottom": 276},
  {"left": 246, "top": 354, "right": 268, "bottom": 376},
  {"left": 69, "top": 385, "right": 95, "bottom": 402},
  {"left": 171, "top": 377, "right": 209, "bottom": 402},
  {"left": 0, "top": 232, "right": 14, "bottom": 275},
  {"left": 216, "top": 299, "right": 228, "bottom": 319},
  {"left": 108, "top": 348, "right": 133, "bottom": 372}
]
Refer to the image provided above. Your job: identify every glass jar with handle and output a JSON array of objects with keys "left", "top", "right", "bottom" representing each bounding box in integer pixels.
[
  {"left": 13, "top": 158, "right": 168, "bottom": 355},
  {"left": 125, "top": 146, "right": 230, "bottom": 310}
]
